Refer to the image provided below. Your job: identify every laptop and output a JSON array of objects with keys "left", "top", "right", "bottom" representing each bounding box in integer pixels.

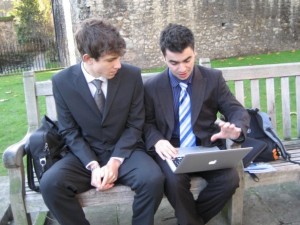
[{"left": 166, "top": 146, "right": 252, "bottom": 174}]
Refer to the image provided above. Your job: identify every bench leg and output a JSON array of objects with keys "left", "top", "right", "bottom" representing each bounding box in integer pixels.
[
  {"left": 227, "top": 161, "right": 245, "bottom": 225},
  {"left": 8, "top": 168, "right": 32, "bottom": 225}
]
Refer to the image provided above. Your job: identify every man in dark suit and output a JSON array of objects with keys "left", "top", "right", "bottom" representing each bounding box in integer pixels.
[
  {"left": 143, "top": 24, "right": 250, "bottom": 225},
  {"left": 39, "top": 18, "right": 164, "bottom": 225}
]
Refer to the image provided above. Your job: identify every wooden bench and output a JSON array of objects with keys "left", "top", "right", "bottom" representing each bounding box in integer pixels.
[{"left": 3, "top": 61, "right": 300, "bottom": 225}]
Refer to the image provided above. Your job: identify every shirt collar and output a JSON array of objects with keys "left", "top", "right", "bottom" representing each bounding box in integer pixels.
[
  {"left": 168, "top": 68, "right": 194, "bottom": 88},
  {"left": 81, "top": 62, "right": 107, "bottom": 84}
]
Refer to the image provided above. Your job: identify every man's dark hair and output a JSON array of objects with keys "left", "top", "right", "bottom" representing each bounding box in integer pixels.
[
  {"left": 159, "top": 23, "right": 194, "bottom": 56},
  {"left": 75, "top": 18, "right": 126, "bottom": 60}
]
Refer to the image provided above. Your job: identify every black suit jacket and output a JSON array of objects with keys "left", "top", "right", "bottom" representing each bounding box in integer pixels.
[
  {"left": 52, "top": 63, "right": 145, "bottom": 166},
  {"left": 144, "top": 65, "right": 250, "bottom": 150}
]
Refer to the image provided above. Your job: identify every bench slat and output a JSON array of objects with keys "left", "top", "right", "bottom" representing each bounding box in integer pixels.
[
  {"left": 281, "top": 77, "right": 291, "bottom": 139},
  {"left": 245, "top": 162, "right": 300, "bottom": 187},
  {"left": 296, "top": 76, "right": 300, "bottom": 137},
  {"left": 250, "top": 79, "right": 260, "bottom": 109},
  {"left": 266, "top": 78, "right": 276, "bottom": 129},
  {"left": 221, "top": 63, "right": 300, "bottom": 81},
  {"left": 25, "top": 177, "right": 207, "bottom": 213}
]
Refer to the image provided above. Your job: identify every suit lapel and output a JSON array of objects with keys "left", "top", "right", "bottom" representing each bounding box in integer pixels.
[
  {"left": 191, "top": 66, "right": 207, "bottom": 125},
  {"left": 71, "top": 64, "right": 102, "bottom": 118},
  {"left": 157, "top": 71, "right": 175, "bottom": 131},
  {"left": 102, "top": 71, "right": 121, "bottom": 121}
]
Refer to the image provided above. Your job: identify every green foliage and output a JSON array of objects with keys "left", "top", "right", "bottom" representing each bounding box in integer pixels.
[
  {"left": 0, "top": 15, "right": 14, "bottom": 22},
  {"left": 12, "top": 0, "right": 54, "bottom": 44}
]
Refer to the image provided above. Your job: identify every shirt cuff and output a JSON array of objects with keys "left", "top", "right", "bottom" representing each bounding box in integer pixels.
[
  {"left": 86, "top": 160, "right": 99, "bottom": 170},
  {"left": 231, "top": 132, "right": 245, "bottom": 144},
  {"left": 110, "top": 157, "right": 124, "bottom": 164}
]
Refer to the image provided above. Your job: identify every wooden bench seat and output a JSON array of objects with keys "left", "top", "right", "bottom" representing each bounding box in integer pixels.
[
  {"left": 24, "top": 177, "right": 207, "bottom": 213},
  {"left": 243, "top": 140, "right": 300, "bottom": 189},
  {"left": 3, "top": 61, "right": 300, "bottom": 225}
]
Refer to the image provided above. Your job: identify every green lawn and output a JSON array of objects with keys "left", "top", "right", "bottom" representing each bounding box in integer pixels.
[
  {"left": 211, "top": 49, "right": 300, "bottom": 67},
  {"left": 1, "top": 50, "right": 300, "bottom": 176},
  {"left": 0, "top": 70, "right": 59, "bottom": 176}
]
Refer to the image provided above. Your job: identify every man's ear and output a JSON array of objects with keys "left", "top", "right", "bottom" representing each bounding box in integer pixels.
[{"left": 82, "top": 54, "right": 93, "bottom": 64}]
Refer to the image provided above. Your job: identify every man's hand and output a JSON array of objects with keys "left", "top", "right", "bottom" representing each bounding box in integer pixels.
[
  {"left": 90, "top": 158, "right": 120, "bottom": 191},
  {"left": 154, "top": 139, "right": 178, "bottom": 160},
  {"left": 90, "top": 163, "right": 106, "bottom": 189},
  {"left": 98, "top": 158, "right": 121, "bottom": 190},
  {"left": 211, "top": 121, "right": 241, "bottom": 142}
]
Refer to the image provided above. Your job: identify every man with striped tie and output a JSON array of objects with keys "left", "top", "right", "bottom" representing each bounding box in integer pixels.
[{"left": 143, "top": 24, "right": 250, "bottom": 225}]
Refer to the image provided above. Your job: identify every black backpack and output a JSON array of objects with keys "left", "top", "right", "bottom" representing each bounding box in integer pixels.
[
  {"left": 243, "top": 108, "right": 294, "bottom": 163},
  {"left": 24, "top": 115, "right": 67, "bottom": 192}
]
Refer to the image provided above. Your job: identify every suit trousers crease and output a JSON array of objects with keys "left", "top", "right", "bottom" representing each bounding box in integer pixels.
[
  {"left": 154, "top": 154, "right": 239, "bottom": 225},
  {"left": 39, "top": 151, "right": 164, "bottom": 225}
]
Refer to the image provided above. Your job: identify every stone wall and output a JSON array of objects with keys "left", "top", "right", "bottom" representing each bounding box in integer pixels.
[
  {"left": 1, "top": 0, "right": 299, "bottom": 69},
  {"left": 68, "top": 0, "right": 300, "bottom": 69},
  {"left": 0, "top": 20, "right": 17, "bottom": 46}
]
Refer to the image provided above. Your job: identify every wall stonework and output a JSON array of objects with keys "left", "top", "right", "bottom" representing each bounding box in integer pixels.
[
  {"left": 0, "top": 20, "right": 17, "bottom": 45},
  {"left": 2, "top": 1, "right": 299, "bottom": 68},
  {"left": 55, "top": 0, "right": 300, "bottom": 68}
]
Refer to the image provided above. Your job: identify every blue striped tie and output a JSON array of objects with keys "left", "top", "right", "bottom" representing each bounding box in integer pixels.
[{"left": 179, "top": 82, "right": 196, "bottom": 147}]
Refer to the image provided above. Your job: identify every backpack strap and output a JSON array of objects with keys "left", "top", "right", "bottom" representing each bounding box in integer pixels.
[
  {"left": 257, "top": 111, "right": 300, "bottom": 165},
  {"left": 25, "top": 149, "right": 40, "bottom": 192},
  {"left": 257, "top": 111, "right": 289, "bottom": 159}
]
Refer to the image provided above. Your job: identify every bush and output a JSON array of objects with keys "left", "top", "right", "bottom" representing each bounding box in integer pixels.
[{"left": 0, "top": 15, "right": 14, "bottom": 22}]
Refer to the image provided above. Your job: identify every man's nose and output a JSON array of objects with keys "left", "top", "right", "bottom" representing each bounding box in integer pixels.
[
  {"left": 114, "top": 59, "right": 121, "bottom": 69},
  {"left": 178, "top": 63, "right": 186, "bottom": 72}
]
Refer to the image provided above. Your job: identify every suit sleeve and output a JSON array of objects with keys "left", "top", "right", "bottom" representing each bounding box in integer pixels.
[
  {"left": 52, "top": 76, "right": 98, "bottom": 166},
  {"left": 143, "top": 78, "right": 167, "bottom": 151},
  {"left": 216, "top": 73, "right": 250, "bottom": 136},
  {"left": 111, "top": 70, "right": 145, "bottom": 158}
]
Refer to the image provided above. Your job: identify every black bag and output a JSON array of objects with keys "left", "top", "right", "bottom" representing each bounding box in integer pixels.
[
  {"left": 24, "top": 115, "right": 67, "bottom": 192},
  {"left": 242, "top": 108, "right": 292, "bottom": 163}
]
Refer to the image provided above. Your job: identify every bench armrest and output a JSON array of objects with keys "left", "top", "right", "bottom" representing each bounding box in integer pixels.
[{"left": 2, "top": 133, "right": 31, "bottom": 168}]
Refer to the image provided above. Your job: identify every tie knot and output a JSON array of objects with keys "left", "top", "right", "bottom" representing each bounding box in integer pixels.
[
  {"left": 91, "top": 79, "right": 103, "bottom": 90},
  {"left": 179, "top": 82, "right": 188, "bottom": 90}
]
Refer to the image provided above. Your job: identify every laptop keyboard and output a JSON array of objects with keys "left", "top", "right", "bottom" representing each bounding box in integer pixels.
[{"left": 172, "top": 156, "right": 184, "bottom": 167}]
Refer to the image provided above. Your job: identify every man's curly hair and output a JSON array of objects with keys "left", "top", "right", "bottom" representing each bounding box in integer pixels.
[{"left": 159, "top": 23, "right": 194, "bottom": 56}]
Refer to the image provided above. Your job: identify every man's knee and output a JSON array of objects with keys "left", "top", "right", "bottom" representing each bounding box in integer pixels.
[
  {"left": 39, "top": 167, "right": 64, "bottom": 195},
  {"left": 145, "top": 169, "right": 165, "bottom": 187},
  {"left": 223, "top": 168, "right": 240, "bottom": 193}
]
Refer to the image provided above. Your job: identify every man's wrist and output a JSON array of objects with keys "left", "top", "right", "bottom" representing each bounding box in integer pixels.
[
  {"left": 88, "top": 161, "right": 100, "bottom": 171},
  {"left": 231, "top": 132, "right": 245, "bottom": 143},
  {"left": 109, "top": 157, "right": 124, "bottom": 164}
]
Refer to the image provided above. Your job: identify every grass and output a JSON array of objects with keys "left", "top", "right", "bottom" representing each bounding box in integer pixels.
[
  {"left": 0, "top": 50, "right": 300, "bottom": 176},
  {"left": 0, "top": 70, "right": 58, "bottom": 176},
  {"left": 211, "top": 49, "right": 300, "bottom": 67}
]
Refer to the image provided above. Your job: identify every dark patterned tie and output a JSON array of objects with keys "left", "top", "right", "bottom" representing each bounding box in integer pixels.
[{"left": 91, "top": 79, "right": 105, "bottom": 114}]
